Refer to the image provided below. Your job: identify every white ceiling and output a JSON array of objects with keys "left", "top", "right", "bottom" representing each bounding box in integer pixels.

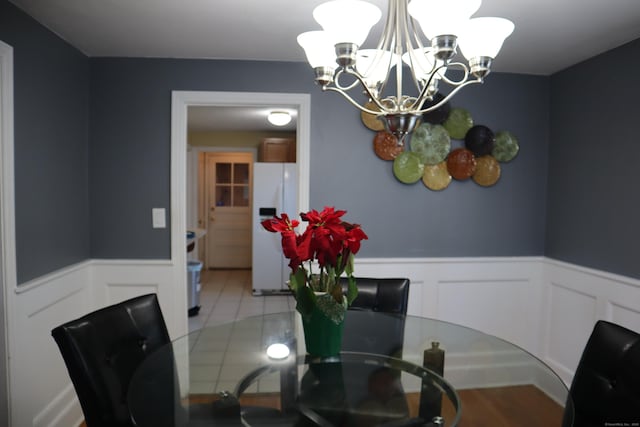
[{"left": 9, "top": 0, "right": 640, "bottom": 130}]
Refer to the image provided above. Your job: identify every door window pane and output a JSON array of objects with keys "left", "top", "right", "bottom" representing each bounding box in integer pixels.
[
  {"left": 234, "top": 163, "right": 249, "bottom": 184},
  {"left": 233, "top": 187, "right": 249, "bottom": 207},
  {"left": 215, "top": 186, "right": 231, "bottom": 206},
  {"left": 216, "top": 163, "right": 232, "bottom": 184}
]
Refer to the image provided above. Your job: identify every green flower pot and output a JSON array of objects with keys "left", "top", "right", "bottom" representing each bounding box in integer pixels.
[{"left": 301, "top": 304, "right": 345, "bottom": 358}]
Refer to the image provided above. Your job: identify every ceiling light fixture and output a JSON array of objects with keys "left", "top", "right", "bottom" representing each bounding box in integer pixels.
[
  {"left": 297, "top": 0, "right": 514, "bottom": 144},
  {"left": 267, "top": 111, "right": 292, "bottom": 126}
]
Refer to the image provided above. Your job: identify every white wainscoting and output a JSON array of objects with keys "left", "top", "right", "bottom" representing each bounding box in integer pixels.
[
  {"left": 6, "top": 257, "right": 640, "bottom": 426},
  {"left": 9, "top": 261, "right": 91, "bottom": 427},
  {"left": 540, "top": 259, "right": 640, "bottom": 387},
  {"left": 7, "top": 259, "right": 186, "bottom": 427}
]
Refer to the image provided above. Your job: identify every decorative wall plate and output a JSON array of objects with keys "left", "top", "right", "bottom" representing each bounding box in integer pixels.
[
  {"left": 443, "top": 108, "right": 473, "bottom": 140},
  {"left": 373, "top": 131, "right": 403, "bottom": 160},
  {"left": 421, "top": 92, "right": 451, "bottom": 125},
  {"left": 472, "top": 155, "right": 501, "bottom": 186},
  {"left": 492, "top": 131, "right": 520, "bottom": 162},
  {"left": 446, "top": 148, "right": 477, "bottom": 180},
  {"left": 393, "top": 152, "right": 425, "bottom": 184},
  {"left": 422, "top": 161, "right": 452, "bottom": 191},
  {"left": 361, "top": 101, "right": 385, "bottom": 131},
  {"left": 410, "top": 123, "right": 451, "bottom": 165},
  {"left": 465, "top": 125, "right": 495, "bottom": 156}
]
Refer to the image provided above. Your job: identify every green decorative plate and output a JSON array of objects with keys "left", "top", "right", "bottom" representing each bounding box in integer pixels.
[
  {"left": 443, "top": 108, "right": 473, "bottom": 140},
  {"left": 492, "top": 131, "right": 519, "bottom": 162},
  {"left": 410, "top": 123, "right": 451, "bottom": 165},
  {"left": 393, "top": 152, "right": 425, "bottom": 184}
]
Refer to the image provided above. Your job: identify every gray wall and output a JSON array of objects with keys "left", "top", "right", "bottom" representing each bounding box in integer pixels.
[
  {"left": 89, "top": 58, "right": 550, "bottom": 259},
  {"left": 4, "top": 0, "right": 638, "bottom": 282},
  {"left": 547, "top": 38, "right": 640, "bottom": 279},
  {"left": 0, "top": 0, "right": 90, "bottom": 284}
]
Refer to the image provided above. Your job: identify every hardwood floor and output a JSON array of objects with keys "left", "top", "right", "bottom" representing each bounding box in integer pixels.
[
  {"left": 79, "top": 384, "right": 563, "bottom": 426},
  {"left": 189, "top": 384, "right": 564, "bottom": 426},
  {"left": 408, "top": 385, "right": 565, "bottom": 426}
]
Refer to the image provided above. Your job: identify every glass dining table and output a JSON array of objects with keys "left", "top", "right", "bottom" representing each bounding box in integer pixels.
[{"left": 128, "top": 310, "right": 573, "bottom": 426}]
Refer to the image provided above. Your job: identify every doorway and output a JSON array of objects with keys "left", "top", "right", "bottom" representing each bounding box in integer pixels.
[
  {"left": 171, "top": 91, "right": 311, "bottom": 328},
  {"left": 0, "top": 40, "right": 15, "bottom": 426}
]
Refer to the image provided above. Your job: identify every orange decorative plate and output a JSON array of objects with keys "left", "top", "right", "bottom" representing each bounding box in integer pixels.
[
  {"left": 446, "top": 148, "right": 477, "bottom": 180},
  {"left": 373, "top": 131, "right": 403, "bottom": 160},
  {"left": 472, "top": 155, "right": 501, "bottom": 187}
]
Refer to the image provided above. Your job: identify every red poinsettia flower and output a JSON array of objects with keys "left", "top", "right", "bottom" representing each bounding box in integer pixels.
[
  {"left": 342, "top": 222, "right": 368, "bottom": 254},
  {"left": 261, "top": 207, "right": 367, "bottom": 308}
]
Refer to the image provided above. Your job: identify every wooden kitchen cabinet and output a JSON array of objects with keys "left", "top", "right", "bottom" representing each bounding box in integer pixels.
[{"left": 258, "top": 138, "right": 296, "bottom": 162}]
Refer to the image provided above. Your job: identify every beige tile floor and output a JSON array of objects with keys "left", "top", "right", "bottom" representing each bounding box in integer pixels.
[
  {"left": 186, "top": 269, "right": 296, "bottom": 395},
  {"left": 188, "top": 269, "right": 295, "bottom": 332}
]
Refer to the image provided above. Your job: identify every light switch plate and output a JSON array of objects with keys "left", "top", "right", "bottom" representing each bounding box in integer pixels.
[{"left": 152, "top": 208, "right": 166, "bottom": 229}]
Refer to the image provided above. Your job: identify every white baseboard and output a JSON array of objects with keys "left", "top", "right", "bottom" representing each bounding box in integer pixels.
[{"left": 6, "top": 256, "right": 639, "bottom": 426}]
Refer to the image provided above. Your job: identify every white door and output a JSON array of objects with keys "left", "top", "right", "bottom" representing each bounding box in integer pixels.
[{"left": 204, "top": 152, "right": 252, "bottom": 268}]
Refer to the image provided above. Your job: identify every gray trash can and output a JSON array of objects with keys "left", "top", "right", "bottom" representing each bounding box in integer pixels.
[{"left": 187, "top": 260, "right": 203, "bottom": 316}]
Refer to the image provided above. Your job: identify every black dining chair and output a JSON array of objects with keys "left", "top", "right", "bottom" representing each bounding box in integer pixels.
[
  {"left": 562, "top": 320, "right": 640, "bottom": 427},
  {"left": 342, "top": 277, "right": 410, "bottom": 315},
  {"left": 51, "top": 293, "right": 212, "bottom": 427}
]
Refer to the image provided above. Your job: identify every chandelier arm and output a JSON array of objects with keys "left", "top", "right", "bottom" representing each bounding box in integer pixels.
[
  {"left": 402, "top": 8, "right": 431, "bottom": 93},
  {"left": 437, "top": 62, "right": 471, "bottom": 86},
  {"left": 414, "top": 79, "right": 483, "bottom": 114},
  {"left": 332, "top": 68, "right": 362, "bottom": 92},
  {"left": 373, "top": 0, "right": 399, "bottom": 95},
  {"left": 407, "top": 60, "right": 451, "bottom": 112},
  {"left": 340, "top": 67, "right": 394, "bottom": 112},
  {"left": 323, "top": 86, "right": 384, "bottom": 116}
]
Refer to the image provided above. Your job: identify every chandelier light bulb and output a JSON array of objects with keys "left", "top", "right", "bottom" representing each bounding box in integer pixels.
[
  {"left": 356, "top": 49, "right": 398, "bottom": 89},
  {"left": 267, "top": 111, "right": 292, "bottom": 127},
  {"left": 313, "top": 0, "right": 382, "bottom": 47},
  {"left": 402, "top": 48, "right": 446, "bottom": 81},
  {"left": 458, "top": 17, "right": 515, "bottom": 60},
  {"left": 408, "top": 0, "right": 481, "bottom": 39},
  {"left": 297, "top": 31, "right": 336, "bottom": 68}
]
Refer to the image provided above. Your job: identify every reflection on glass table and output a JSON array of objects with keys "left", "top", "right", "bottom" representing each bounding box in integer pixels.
[{"left": 128, "top": 311, "right": 572, "bottom": 426}]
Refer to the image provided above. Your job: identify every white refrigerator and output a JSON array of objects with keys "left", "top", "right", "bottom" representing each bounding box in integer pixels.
[{"left": 252, "top": 162, "right": 298, "bottom": 295}]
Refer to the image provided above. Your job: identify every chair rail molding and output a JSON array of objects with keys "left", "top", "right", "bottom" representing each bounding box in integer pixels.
[{"left": 0, "top": 40, "right": 15, "bottom": 427}]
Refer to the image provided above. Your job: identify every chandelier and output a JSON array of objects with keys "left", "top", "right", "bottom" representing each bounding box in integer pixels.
[{"left": 297, "top": 0, "right": 514, "bottom": 144}]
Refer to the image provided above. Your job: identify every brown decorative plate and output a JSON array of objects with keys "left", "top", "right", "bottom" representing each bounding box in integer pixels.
[
  {"left": 446, "top": 148, "right": 477, "bottom": 180},
  {"left": 472, "top": 155, "right": 501, "bottom": 187},
  {"left": 422, "top": 161, "right": 452, "bottom": 191},
  {"left": 361, "top": 101, "right": 385, "bottom": 131},
  {"left": 373, "top": 131, "right": 403, "bottom": 160}
]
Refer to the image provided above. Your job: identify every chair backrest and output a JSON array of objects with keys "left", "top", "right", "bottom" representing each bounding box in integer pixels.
[
  {"left": 563, "top": 320, "right": 640, "bottom": 427},
  {"left": 51, "top": 293, "right": 171, "bottom": 427},
  {"left": 341, "top": 277, "right": 410, "bottom": 315}
]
